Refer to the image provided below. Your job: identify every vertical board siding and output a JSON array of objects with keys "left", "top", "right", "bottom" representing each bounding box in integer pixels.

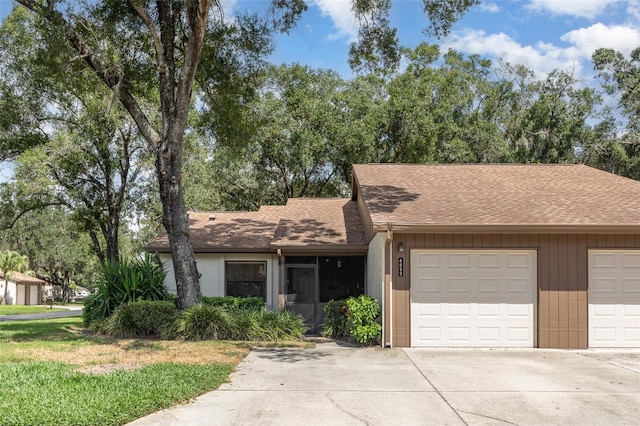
[{"left": 393, "top": 233, "right": 640, "bottom": 349}]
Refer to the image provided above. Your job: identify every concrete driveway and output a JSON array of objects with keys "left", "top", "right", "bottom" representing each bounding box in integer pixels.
[{"left": 129, "top": 341, "right": 640, "bottom": 426}]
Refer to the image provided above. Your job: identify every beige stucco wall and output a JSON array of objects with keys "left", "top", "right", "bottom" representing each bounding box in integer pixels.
[
  {"left": 160, "top": 253, "right": 280, "bottom": 310},
  {"left": 366, "top": 232, "right": 386, "bottom": 305}
]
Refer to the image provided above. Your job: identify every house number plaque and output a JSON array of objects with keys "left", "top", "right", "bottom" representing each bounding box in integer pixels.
[{"left": 398, "top": 257, "right": 404, "bottom": 277}]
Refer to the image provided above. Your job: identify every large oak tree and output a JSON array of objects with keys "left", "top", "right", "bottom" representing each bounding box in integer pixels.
[{"left": 11, "top": 0, "right": 477, "bottom": 309}]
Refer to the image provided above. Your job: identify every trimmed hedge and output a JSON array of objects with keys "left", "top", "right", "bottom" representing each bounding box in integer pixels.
[{"left": 202, "top": 296, "right": 265, "bottom": 312}]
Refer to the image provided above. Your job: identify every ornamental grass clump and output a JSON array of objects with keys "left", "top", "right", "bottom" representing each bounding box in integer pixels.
[
  {"left": 104, "top": 300, "right": 177, "bottom": 338},
  {"left": 167, "top": 304, "right": 235, "bottom": 341},
  {"left": 166, "top": 300, "right": 306, "bottom": 342}
]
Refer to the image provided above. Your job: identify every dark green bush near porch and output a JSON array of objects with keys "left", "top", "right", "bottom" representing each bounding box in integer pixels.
[
  {"left": 104, "top": 300, "right": 177, "bottom": 338},
  {"left": 322, "top": 295, "right": 382, "bottom": 345},
  {"left": 83, "top": 254, "right": 170, "bottom": 326},
  {"left": 202, "top": 296, "right": 265, "bottom": 312}
]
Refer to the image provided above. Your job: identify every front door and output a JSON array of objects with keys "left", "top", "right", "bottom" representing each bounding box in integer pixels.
[{"left": 286, "top": 265, "right": 318, "bottom": 332}]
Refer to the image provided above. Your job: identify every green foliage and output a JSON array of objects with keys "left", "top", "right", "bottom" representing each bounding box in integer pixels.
[
  {"left": 104, "top": 300, "right": 177, "bottom": 338},
  {"left": 231, "top": 309, "right": 306, "bottom": 341},
  {"left": 0, "top": 207, "right": 100, "bottom": 303},
  {"left": 321, "top": 299, "right": 349, "bottom": 339},
  {"left": 322, "top": 295, "right": 381, "bottom": 345},
  {"left": 0, "top": 249, "right": 30, "bottom": 304},
  {"left": 589, "top": 47, "right": 640, "bottom": 179},
  {"left": 167, "top": 304, "right": 235, "bottom": 341},
  {"left": 83, "top": 254, "right": 169, "bottom": 326},
  {"left": 168, "top": 303, "right": 306, "bottom": 341},
  {"left": 202, "top": 296, "right": 265, "bottom": 312},
  {"left": 0, "top": 306, "right": 66, "bottom": 315},
  {"left": 0, "top": 361, "right": 232, "bottom": 426}
]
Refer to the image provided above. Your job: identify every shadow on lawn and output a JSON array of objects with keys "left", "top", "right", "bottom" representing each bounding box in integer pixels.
[{"left": 0, "top": 318, "right": 98, "bottom": 343}]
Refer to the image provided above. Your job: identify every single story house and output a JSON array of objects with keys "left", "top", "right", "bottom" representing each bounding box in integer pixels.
[
  {"left": 0, "top": 270, "right": 44, "bottom": 305},
  {"left": 148, "top": 164, "right": 640, "bottom": 349}
]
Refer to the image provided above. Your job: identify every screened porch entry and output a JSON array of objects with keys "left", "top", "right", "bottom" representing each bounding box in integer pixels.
[{"left": 285, "top": 256, "right": 366, "bottom": 333}]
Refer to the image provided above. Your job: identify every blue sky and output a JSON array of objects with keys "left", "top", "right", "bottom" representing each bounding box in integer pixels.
[
  {"left": 0, "top": 0, "right": 638, "bottom": 80},
  {"left": 235, "top": 0, "right": 640, "bottom": 81}
]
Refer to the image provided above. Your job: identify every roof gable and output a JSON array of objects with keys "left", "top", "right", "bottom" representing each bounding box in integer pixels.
[{"left": 352, "top": 163, "right": 640, "bottom": 231}]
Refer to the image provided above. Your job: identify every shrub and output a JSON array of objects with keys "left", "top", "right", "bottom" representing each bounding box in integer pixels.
[
  {"left": 344, "top": 295, "right": 381, "bottom": 345},
  {"left": 166, "top": 304, "right": 306, "bottom": 341},
  {"left": 167, "top": 304, "right": 234, "bottom": 341},
  {"left": 321, "top": 299, "right": 349, "bottom": 339},
  {"left": 83, "top": 254, "right": 170, "bottom": 326},
  {"left": 259, "top": 310, "right": 306, "bottom": 340},
  {"left": 202, "top": 296, "right": 265, "bottom": 312},
  {"left": 104, "top": 300, "right": 177, "bottom": 337},
  {"left": 322, "top": 295, "right": 381, "bottom": 345}
]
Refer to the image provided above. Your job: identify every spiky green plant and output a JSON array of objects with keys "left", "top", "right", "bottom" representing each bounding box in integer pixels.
[{"left": 83, "top": 254, "right": 169, "bottom": 326}]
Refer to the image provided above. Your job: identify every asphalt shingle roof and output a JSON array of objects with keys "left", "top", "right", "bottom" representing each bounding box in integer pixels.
[
  {"left": 352, "top": 163, "right": 640, "bottom": 228},
  {"left": 147, "top": 199, "right": 367, "bottom": 252},
  {"left": 271, "top": 198, "right": 368, "bottom": 248},
  {"left": 146, "top": 208, "right": 285, "bottom": 252},
  {"left": 0, "top": 270, "right": 45, "bottom": 285}
]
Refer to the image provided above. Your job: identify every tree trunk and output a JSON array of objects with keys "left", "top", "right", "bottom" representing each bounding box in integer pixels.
[
  {"left": 157, "top": 145, "right": 201, "bottom": 309},
  {"left": 15, "top": 0, "right": 209, "bottom": 309}
]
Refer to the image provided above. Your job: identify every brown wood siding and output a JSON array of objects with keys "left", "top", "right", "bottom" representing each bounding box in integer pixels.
[{"left": 390, "top": 233, "right": 640, "bottom": 349}]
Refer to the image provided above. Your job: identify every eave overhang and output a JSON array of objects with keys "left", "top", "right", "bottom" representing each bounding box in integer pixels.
[{"left": 371, "top": 222, "right": 640, "bottom": 234}]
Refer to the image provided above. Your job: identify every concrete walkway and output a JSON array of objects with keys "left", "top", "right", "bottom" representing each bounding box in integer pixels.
[
  {"left": 128, "top": 342, "right": 640, "bottom": 426},
  {"left": 0, "top": 305, "right": 83, "bottom": 322}
]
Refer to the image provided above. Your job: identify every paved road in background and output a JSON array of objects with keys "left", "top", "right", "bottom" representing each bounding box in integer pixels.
[{"left": 0, "top": 307, "right": 83, "bottom": 322}]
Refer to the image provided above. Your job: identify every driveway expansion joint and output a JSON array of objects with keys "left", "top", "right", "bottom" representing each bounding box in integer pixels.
[
  {"left": 324, "top": 391, "right": 370, "bottom": 425},
  {"left": 402, "top": 349, "right": 469, "bottom": 426}
]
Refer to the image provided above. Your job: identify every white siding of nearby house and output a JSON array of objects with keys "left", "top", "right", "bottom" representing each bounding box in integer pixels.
[
  {"left": 29, "top": 286, "right": 39, "bottom": 305},
  {"left": 367, "top": 232, "right": 386, "bottom": 305},
  {"left": 160, "top": 253, "right": 280, "bottom": 310},
  {"left": 0, "top": 280, "right": 18, "bottom": 305},
  {"left": 16, "top": 284, "right": 26, "bottom": 305}
]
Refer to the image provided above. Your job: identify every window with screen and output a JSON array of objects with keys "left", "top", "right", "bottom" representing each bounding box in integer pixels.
[{"left": 225, "top": 262, "right": 267, "bottom": 299}]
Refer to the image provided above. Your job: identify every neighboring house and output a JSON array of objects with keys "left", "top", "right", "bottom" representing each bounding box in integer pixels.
[
  {"left": 0, "top": 270, "right": 44, "bottom": 305},
  {"left": 148, "top": 164, "right": 640, "bottom": 349}
]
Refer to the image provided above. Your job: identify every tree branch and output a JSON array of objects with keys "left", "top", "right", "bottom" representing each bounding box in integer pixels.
[{"left": 15, "top": 0, "right": 162, "bottom": 147}]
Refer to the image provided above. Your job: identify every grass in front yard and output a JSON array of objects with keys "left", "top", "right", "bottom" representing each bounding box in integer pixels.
[
  {"left": 0, "top": 361, "right": 233, "bottom": 426},
  {"left": 0, "top": 317, "right": 255, "bottom": 425},
  {"left": 0, "top": 305, "right": 67, "bottom": 315}
]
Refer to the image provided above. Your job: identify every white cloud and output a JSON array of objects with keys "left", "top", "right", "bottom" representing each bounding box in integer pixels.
[
  {"left": 445, "top": 21, "right": 640, "bottom": 81},
  {"left": 444, "top": 29, "right": 583, "bottom": 78},
  {"left": 561, "top": 23, "right": 640, "bottom": 58},
  {"left": 627, "top": 0, "right": 640, "bottom": 21},
  {"left": 311, "top": 0, "right": 359, "bottom": 42},
  {"left": 479, "top": 2, "right": 501, "bottom": 13},
  {"left": 526, "top": 0, "right": 621, "bottom": 19}
]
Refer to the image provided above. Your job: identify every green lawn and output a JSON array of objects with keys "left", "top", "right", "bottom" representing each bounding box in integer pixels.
[
  {"left": 0, "top": 317, "right": 247, "bottom": 425},
  {"left": 0, "top": 305, "right": 67, "bottom": 315}
]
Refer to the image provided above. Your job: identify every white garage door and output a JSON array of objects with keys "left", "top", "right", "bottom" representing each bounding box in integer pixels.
[
  {"left": 411, "top": 250, "right": 537, "bottom": 347},
  {"left": 589, "top": 250, "right": 640, "bottom": 348}
]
